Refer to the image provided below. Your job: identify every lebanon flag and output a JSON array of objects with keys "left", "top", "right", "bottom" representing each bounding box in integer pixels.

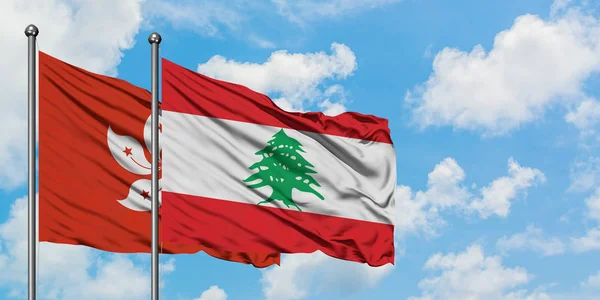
[
  {"left": 38, "top": 51, "right": 279, "bottom": 267},
  {"left": 161, "top": 59, "right": 396, "bottom": 266}
]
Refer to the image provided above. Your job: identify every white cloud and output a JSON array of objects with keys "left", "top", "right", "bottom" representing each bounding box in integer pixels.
[
  {"left": 409, "top": 244, "right": 534, "bottom": 300},
  {"left": 584, "top": 188, "right": 600, "bottom": 222},
  {"left": 0, "top": 0, "right": 145, "bottom": 189},
  {"left": 197, "top": 42, "right": 356, "bottom": 113},
  {"left": 406, "top": 4, "right": 600, "bottom": 136},
  {"left": 144, "top": 0, "right": 401, "bottom": 38},
  {"left": 0, "top": 195, "right": 173, "bottom": 299},
  {"left": 469, "top": 158, "right": 546, "bottom": 218},
  {"left": 272, "top": 98, "right": 305, "bottom": 113},
  {"left": 565, "top": 98, "right": 600, "bottom": 137},
  {"left": 143, "top": 0, "right": 243, "bottom": 37},
  {"left": 160, "top": 257, "right": 176, "bottom": 273},
  {"left": 394, "top": 185, "right": 445, "bottom": 239},
  {"left": 396, "top": 157, "right": 545, "bottom": 238},
  {"left": 550, "top": 0, "right": 575, "bottom": 17},
  {"left": 248, "top": 35, "right": 277, "bottom": 49},
  {"left": 194, "top": 285, "right": 228, "bottom": 300},
  {"left": 318, "top": 99, "right": 347, "bottom": 116},
  {"left": 260, "top": 252, "right": 393, "bottom": 300},
  {"left": 571, "top": 228, "right": 600, "bottom": 252},
  {"left": 504, "top": 289, "right": 552, "bottom": 300},
  {"left": 570, "top": 187, "right": 600, "bottom": 253},
  {"left": 317, "top": 85, "right": 348, "bottom": 116},
  {"left": 581, "top": 270, "right": 600, "bottom": 289},
  {"left": 143, "top": 0, "right": 397, "bottom": 46},
  {"left": 395, "top": 157, "right": 469, "bottom": 238},
  {"left": 60, "top": 256, "right": 150, "bottom": 300},
  {"left": 272, "top": 0, "right": 401, "bottom": 24},
  {"left": 569, "top": 157, "right": 600, "bottom": 192},
  {"left": 496, "top": 225, "right": 566, "bottom": 256},
  {"left": 421, "top": 157, "right": 471, "bottom": 209},
  {"left": 423, "top": 44, "right": 434, "bottom": 58}
]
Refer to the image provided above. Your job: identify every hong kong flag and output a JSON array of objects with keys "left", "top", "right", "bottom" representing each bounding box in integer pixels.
[{"left": 38, "top": 51, "right": 279, "bottom": 267}]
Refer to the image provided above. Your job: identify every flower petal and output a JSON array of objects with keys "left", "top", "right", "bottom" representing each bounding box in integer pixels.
[
  {"left": 117, "top": 179, "right": 162, "bottom": 212},
  {"left": 107, "top": 125, "right": 151, "bottom": 175}
]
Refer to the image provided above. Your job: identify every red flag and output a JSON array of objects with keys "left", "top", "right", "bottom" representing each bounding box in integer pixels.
[
  {"left": 160, "top": 59, "right": 395, "bottom": 266},
  {"left": 38, "top": 51, "right": 279, "bottom": 267}
]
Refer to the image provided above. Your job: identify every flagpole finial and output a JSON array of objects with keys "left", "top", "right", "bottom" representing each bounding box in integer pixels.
[
  {"left": 24, "top": 24, "right": 39, "bottom": 37},
  {"left": 148, "top": 32, "right": 162, "bottom": 45}
]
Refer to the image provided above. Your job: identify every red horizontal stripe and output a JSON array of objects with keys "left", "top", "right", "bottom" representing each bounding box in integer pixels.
[
  {"left": 161, "top": 58, "right": 392, "bottom": 144},
  {"left": 161, "top": 192, "right": 395, "bottom": 267}
]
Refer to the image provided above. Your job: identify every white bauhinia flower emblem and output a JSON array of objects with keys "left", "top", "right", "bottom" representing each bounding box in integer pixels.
[{"left": 107, "top": 114, "right": 162, "bottom": 211}]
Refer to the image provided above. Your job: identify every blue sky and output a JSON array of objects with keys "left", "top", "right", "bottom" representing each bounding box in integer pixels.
[{"left": 2, "top": 0, "right": 600, "bottom": 299}]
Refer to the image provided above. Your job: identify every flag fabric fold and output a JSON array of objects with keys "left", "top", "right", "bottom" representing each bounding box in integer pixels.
[
  {"left": 38, "top": 51, "right": 280, "bottom": 268},
  {"left": 160, "top": 58, "right": 396, "bottom": 267}
]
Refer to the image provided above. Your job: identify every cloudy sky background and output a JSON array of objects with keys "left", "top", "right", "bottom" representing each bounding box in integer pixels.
[{"left": 2, "top": 0, "right": 600, "bottom": 299}]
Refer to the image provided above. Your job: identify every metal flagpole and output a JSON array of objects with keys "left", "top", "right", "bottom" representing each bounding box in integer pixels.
[
  {"left": 25, "top": 24, "right": 39, "bottom": 300},
  {"left": 148, "top": 32, "right": 162, "bottom": 300}
]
